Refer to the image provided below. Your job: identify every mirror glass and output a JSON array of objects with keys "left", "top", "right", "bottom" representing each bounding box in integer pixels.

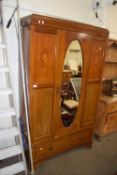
[{"left": 61, "top": 40, "right": 83, "bottom": 127}]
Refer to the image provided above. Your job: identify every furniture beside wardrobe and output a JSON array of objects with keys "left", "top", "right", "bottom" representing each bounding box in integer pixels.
[
  {"left": 95, "top": 39, "right": 117, "bottom": 138},
  {"left": 21, "top": 14, "right": 108, "bottom": 168}
]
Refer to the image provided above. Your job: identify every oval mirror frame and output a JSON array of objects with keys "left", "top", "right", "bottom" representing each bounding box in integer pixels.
[{"left": 60, "top": 40, "right": 83, "bottom": 127}]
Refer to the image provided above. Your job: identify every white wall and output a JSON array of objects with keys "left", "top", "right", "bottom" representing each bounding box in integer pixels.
[
  {"left": 105, "top": 5, "right": 117, "bottom": 39},
  {"left": 0, "top": 0, "right": 117, "bottom": 148},
  {"left": 1, "top": 0, "right": 95, "bottom": 116}
]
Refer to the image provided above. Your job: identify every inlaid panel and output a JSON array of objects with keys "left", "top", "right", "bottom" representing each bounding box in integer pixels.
[
  {"left": 88, "top": 40, "right": 106, "bottom": 81},
  {"left": 30, "top": 88, "right": 54, "bottom": 143},
  {"left": 30, "top": 26, "right": 57, "bottom": 86}
]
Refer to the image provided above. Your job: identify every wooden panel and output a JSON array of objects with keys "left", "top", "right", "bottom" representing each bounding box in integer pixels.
[
  {"left": 95, "top": 95, "right": 117, "bottom": 137},
  {"left": 21, "top": 14, "right": 109, "bottom": 39},
  {"left": 95, "top": 101, "right": 106, "bottom": 136},
  {"left": 105, "top": 39, "right": 117, "bottom": 63},
  {"left": 103, "top": 112, "right": 117, "bottom": 135},
  {"left": 106, "top": 48, "right": 117, "bottom": 63},
  {"left": 33, "top": 127, "right": 92, "bottom": 164},
  {"left": 30, "top": 88, "right": 54, "bottom": 143},
  {"left": 107, "top": 101, "right": 117, "bottom": 114},
  {"left": 103, "top": 63, "right": 117, "bottom": 80},
  {"left": 82, "top": 83, "right": 100, "bottom": 125},
  {"left": 88, "top": 40, "right": 105, "bottom": 80},
  {"left": 30, "top": 26, "right": 57, "bottom": 85}
]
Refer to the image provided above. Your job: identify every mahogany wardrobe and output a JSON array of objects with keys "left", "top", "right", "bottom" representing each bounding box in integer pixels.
[{"left": 21, "top": 14, "right": 109, "bottom": 168}]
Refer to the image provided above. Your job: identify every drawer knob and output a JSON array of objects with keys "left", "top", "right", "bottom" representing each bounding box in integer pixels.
[
  {"left": 99, "top": 47, "right": 102, "bottom": 50},
  {"left": 38, "top": 20, "right": 41, "bottom": 24},
  {"left": 42, "top": 20, "right": 45, "bottom": 24},
  {"left": 39, "top": 147, "right": 43, "bottom": 151},
  {"left": 33, "top": 84, "right": 38, "bottom": 88},
  {"left": 54, "top": 135, "right": 58, "bottom": 139}
]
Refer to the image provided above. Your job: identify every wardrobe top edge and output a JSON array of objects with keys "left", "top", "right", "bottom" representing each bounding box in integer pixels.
[{"left": 20, "top": 14, "right": 109, "bottom": 38}]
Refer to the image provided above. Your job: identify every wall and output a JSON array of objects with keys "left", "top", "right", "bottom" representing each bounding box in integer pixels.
[
  {"left": 105, "top": 5, "right": 117, "bottom": 39},
  {"left": 90, "top": 0, "right": 117, "bottom": 39},
  {"left": 0, "top": 0, "right": 117, "bottom": 148},
  {"left": 1, "top": 0, "right": 94, "bottom": 115}
]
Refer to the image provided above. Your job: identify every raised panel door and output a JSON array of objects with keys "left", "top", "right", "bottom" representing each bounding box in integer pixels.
[
  {"left": 30, "top": 26, "right": 58, "bottom": 86},
  {"left": 30, "top": 88, "right": 54, "bottom": 143},
  {"left": 82, "top": 83, "right": 100, "bottom": 126},
  {"left": 29, "top": 26, "right": 59, "bottom": 144},
  {"left": 88, "top": 40, "right": 106, "bottom": 81}
]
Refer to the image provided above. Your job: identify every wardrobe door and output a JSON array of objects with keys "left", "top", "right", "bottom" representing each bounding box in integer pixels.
[
  {"left": 82, "top": 39, "right": 106, "bottom": 126},
  {"left": 54, "top": 31, "right": 90, "bottom": 138},
  {"left": 88, "top": 39, "right": 106, "bottom": 81},
  {"left": 29, "top": 25, "right": 59, "bottom": 144}
]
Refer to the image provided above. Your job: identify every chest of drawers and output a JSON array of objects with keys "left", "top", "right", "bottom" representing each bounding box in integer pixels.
[{"left": 95, "top": 95, "right": 117, "bottom": 137}]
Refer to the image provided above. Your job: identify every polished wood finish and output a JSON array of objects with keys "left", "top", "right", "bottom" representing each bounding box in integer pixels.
[
  {"left": 21, "top": 14, "right": 108, "bottom": 38},
  {"left": 105, "top": 39, "right": 117, "bottom": 63},
  {"left": 33, "top": 127, "right": 93, "bottom": 166},
  {"left": 95, "top": 95, "right": 117, "bottom": 136},
  {"left": 88, "top": 40, "right": 106, "bottom": 80},
  {"left": 95, "top": 39, "right": 117, "bottom": 138},
  {"left": 103, "top": 39, "right": 117, "bottom": 80},
  {"left": 103, "top": 63, "right": 117, "bottom": 80},
  {"left": 30, "top": 26, "right": 57, "bottom": 86},
  {"left": 30, "top": 88, "right": 54, "bottom": 143},
  {"left": 21, "top": 14, "right": 108, "bottom": 168}
]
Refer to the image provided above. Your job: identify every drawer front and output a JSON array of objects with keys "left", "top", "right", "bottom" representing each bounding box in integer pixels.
[
  {"left": 103, "top": 112, "right": 117, "bottom": 135},
  {"left": 107, "top": 102, "right": 117, "bottom": 114},
  {"left": 33, "top": 128, "right": 92, "bottom": 163},
  {"left": 32, "top": 141, "right": 53, "bottom": 162}
]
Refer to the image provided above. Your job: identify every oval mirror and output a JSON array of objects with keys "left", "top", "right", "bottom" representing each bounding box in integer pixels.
[{"left": 61, "top": 40, "right": 83, "bottom": 127}]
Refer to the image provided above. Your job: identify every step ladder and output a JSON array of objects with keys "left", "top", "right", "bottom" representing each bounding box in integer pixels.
[{"left": 0, "top": 0, "right": 27, "bottom": 174}]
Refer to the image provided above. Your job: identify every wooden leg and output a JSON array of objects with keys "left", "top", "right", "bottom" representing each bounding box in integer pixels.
[
  {"left": 113, "top": 172, "right": 117, "bottom": 175},
  {"left": 95, "top": 134, "right": 102, "bottom": 142},
  {"left": 34, "top": 160, "right": 44, "bottom": 170},
  {"left": 85, "top": 140, "right": 92, "bottom": 149}
]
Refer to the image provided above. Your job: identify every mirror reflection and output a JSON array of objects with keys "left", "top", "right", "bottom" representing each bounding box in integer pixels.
[{"left": 61, "top": 40, "right": 83, "bottom": 127}]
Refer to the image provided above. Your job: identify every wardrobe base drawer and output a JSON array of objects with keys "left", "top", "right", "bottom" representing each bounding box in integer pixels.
[{"left": 33, "top": 128, "right": 93, "bottom": 168}]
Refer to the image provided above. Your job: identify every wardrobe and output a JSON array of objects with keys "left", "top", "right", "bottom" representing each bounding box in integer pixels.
[{"left": 21, "top": 14, "right": 109, "bottom": 168}]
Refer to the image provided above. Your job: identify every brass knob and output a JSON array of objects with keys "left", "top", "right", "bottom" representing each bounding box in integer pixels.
[
  {"left": 33, "top": 84, "right": 38, "bottom": 88},
  {"left": 38, "top": 20, "right": 41, "bottom": 24},
  {"left": 42, "top": 20, "right": 45, "bottom": 24},
  {"left": 99, "top": 47, "right": 102, "bottom": 50},
  {"left": 39, "top": 147, "right": 43, "bottom": 151}
]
